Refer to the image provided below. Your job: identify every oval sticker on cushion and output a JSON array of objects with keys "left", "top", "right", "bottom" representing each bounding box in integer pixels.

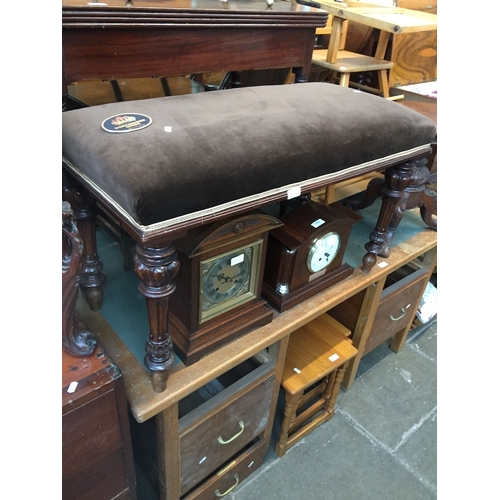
[{"left": 101, "top": 113, "right": 152, "bottom": 133}]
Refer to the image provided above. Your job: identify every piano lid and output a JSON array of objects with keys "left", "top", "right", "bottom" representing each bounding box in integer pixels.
[{"left": 62, "top": 0, "right": 326, "bottom": 15}]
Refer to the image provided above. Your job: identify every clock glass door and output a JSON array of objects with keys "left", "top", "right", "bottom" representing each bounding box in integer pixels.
[{"left": 199, "top": 239, "right": 263, "bottom": 323}]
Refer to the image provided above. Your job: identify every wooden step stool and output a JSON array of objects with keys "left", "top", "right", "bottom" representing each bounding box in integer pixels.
[{"left": 275, "top": 314, "right": 358, "bottom": 457}]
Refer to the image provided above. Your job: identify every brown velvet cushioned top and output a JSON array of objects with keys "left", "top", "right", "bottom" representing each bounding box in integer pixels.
[{"left": 62, "top": 83, "right": 436, "bottom": 232}]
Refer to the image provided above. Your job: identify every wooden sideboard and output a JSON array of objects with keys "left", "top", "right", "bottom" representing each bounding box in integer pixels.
[
  {"left": 75, "top": 204, "right": 437, "bottom": 499},
  {"left": 62, "top": 345, "right": 137, "bottom": 500}
]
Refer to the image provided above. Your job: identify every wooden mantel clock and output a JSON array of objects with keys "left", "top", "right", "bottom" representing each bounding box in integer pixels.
[
  {"left": 168, "top": 212, "right": 283, "bottom": 365},
  {"left": 262, "top": 200, "right": 361, "bottom": 312}
]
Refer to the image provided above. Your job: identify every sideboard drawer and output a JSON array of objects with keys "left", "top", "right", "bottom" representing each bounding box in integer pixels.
[
  {"left": 363, "top": 267, "right": 428, "bottom": 355},
  {"left": 183, "top": 436, "right": 267, "bottom": 500},
  {"left": 179, "top": 362, "right": 275, "bottom": 495}
]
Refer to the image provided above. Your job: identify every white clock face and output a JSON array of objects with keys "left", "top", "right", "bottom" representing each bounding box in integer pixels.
[{"left": 306, "top": 231, "right": 341, "bottom": 273}]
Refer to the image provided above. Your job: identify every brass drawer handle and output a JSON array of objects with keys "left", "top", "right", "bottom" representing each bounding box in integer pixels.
[
  {"left": 217, "top": 421, "right": 244, "bottom": 445},
  {"left": 215, "top": 474, "right": 239, "bottom": 497},
  {"left": 390, "top": 308, "right": 406, "bottom": 321}
]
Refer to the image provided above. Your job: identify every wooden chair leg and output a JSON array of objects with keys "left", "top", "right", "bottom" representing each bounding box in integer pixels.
[
  {"left": 339, "top": 73, "right": 350, "bottom": 87},
  {"left": 378, "top": 69, "right": 390, "bottom": 98}
]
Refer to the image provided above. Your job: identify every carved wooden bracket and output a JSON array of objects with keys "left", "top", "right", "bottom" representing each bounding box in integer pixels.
[{"left": 62, "top": 201, "right": 97, "bottom": 356}]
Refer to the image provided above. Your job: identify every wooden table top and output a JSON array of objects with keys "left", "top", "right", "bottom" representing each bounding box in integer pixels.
[{"left": 310, "top": 1, "right": 437, "bottom": 33}]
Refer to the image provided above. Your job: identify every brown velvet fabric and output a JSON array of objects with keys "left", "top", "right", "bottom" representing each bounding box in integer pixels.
[{"left": 62, "top": 83, "right": 436, "bottom": 226}]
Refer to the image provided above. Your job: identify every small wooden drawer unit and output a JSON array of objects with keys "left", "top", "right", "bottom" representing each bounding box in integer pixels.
[
  {"left": 131, "top": 355, "right": 276, "bottom": 498},
  {"left": 328, "top": 247, "right": 436, "bottom": 391},
  {"left": 363, "top": 265, "right": 429, "bottom": 355}
]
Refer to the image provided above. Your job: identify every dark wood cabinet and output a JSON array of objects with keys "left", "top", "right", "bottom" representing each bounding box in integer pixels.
[{"left": 62, "top": 345, "right": 137, "bottom": 500}]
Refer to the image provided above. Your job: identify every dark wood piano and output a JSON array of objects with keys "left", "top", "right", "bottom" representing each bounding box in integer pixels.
[{"left": 62, "top": 0, "right": 329, "bottom": 108}]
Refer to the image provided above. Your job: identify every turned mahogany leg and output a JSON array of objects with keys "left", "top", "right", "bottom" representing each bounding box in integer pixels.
[
  {"left": 362, "top": 162, "right": 414, "bottom": 272},
  {"left": 134, "top": 242, "right": 180, "bottom": 393},
  {"left": 62, "top": 173, "right": 107, "bottom": 311},
  {"left": 62, "top": 201, "right": 97, "bottom": 356}
]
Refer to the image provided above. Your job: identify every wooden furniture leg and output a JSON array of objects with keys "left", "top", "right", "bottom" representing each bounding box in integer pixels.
[
  {"left": 325, "top": 363, "right": 347, "bottom": 416},
  {"left": 62, "top": 201, "right": 97, "bottom": 356},
  {"left": 134, "top": 242, "right": 180, "bottom": 393},
  {"left": 361, "top": 159, "right": 436, "bottom": 272},
  {"left": 157, "top": 404, "right": 181, "bottom": 500},
  {"left": 341, "top": 282, "right": 384, "bottom": 391},
  {"left": 276, "top": 391, "right": 302, "bottom": 457},
  {"left": 62, "top": 173, "right": 106, "bottom": 311}
]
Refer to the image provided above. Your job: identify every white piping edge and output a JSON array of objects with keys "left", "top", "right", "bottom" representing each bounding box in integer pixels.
[{"left": 62, "top": 144, "right": 430, "bottom": 238}]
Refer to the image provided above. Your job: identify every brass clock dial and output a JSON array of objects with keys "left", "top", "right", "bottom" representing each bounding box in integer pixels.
[
  {"left": 199, "top": 240, "right": 262, "bottom": 323},
  {"left": 306, "top": 231, "right": 341, "bottom": 273}
]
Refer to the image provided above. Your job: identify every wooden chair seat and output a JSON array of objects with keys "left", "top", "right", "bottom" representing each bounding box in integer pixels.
[
  {"left": 313, "top": 49, "right": 394, "bottom": 74},
  {"left": 312, "top": 49, "right": 393, "bottom": 98},
  {"left": 275, "top": 314, "right": 357, "bottom": 457}
]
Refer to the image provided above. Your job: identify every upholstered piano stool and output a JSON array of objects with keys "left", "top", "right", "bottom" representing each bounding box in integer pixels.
[
  {"left": 275, "top": 314, "right": 357, "bottom": 457},
  {"left": 62, "top": 82, "right": 436, "bottom": 392}
]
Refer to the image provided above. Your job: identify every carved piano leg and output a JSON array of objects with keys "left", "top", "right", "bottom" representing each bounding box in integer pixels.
[
  {"left": 134, "top": 242, "right": 180, "bottom": 393},
  {"left": 349, "top": 159, "right": 437, "bottom": 228},
  {"left": 63, "top": 173, "right": 107, "bottom": 311},
  {"left": 62, "top": 201, "right": 97, "bottom": 356},
  {"left": 361, "top": 161, "right": 414, "bottom": 273}
]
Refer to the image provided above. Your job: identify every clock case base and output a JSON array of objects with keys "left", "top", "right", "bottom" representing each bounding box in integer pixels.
[
  {"left": 262, "top": 200, "right": 362, "bottom": 313},
  {"left": 262, "top": 262, "right": 354, "bottom": 313},
  {"left": 169, "top": 300, "right": 274, "bottom": 365}
]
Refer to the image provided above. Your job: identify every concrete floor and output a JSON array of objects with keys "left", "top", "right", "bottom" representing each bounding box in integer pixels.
[
  {"left": 229, "top": 319, "right": 437, "bottom": 500},
  {"left": 134, "top": 319, "right": 437, "bottom": 500}
]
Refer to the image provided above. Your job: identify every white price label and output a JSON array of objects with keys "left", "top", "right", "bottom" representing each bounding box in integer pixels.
[
  {"left": 287, "top": 186, "right": 301, "bottom": 199},
  {"left": 231, "top": 253, "right": 244, "bottom": 266},
  {"left": 311, "top": 218, "right": 326, "bottom": 228}
]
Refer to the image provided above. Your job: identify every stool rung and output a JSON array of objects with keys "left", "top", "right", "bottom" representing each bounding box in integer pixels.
[
  {"left": 290, "top": 399, "right": 330, "bottom": 434},
  {"left": 282, "top": 412, "right": 332, "bottom": 453},
  {"left": 298, "top": 380, "right": 327, "bottom": 406}
]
